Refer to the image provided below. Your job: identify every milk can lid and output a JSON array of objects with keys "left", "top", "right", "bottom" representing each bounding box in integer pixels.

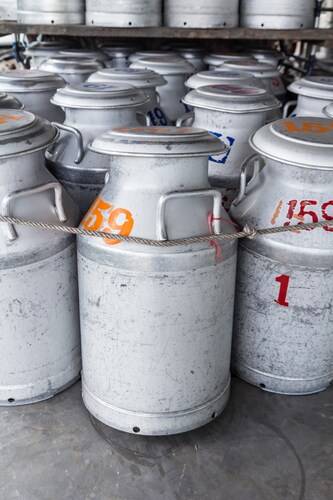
[
  {"left": 101, "top": 46, "right": 137, "bottom": 57},
  {"left": 87, "top": 67, "right": 167, "bottom": 88},
  {"left": 183, "top": 84, "right": 281, "bottom": 113},
  {"left": 0, "top": 70, "right": 66, "bottom": 93},
  {"left": 250, "top": 117, "right": 333, "bottom": 169},
  {"left": 130, "top": 57, "right": 195, "bottom": 75},
  {"left": 288, "top": 76, "right": 333, "bottom": 99},
  {"left": 51, "top": 82, "right": 149, "bottom": 109},
  {"left": 0, "top": 92, "right": 23, "bottom": 109},
  {"left": 90, "top": 126, "right": 227, "bottom": 157},
  {"left": 221, "top": 60, "right": 280, "bottom": 78},
  {"left": 26, "top": 41, "right": 70, "bottom": 56},
  {"left": 59, "top": 49, "right": 109, "bottom": 62},
  {"left": 129, "top": 50, "right": 178, "bottom": 63},
  {"left": 323, "top": 102, "right": 333, "bottom": 118},
  {"left": 185, "top": 70, "right": 264, "bottom": 90},
  {"left": 0, "top": 109, "right": 57, "bottom": 157},
  {"left": 175, "top": 47, "right": 206, "bottom": 58},
  {"left": 40, "top": 56, "right": 105, "bottom": 75},
  {"left": 204, "top": 52, "right": 254, "bottom": 66}
]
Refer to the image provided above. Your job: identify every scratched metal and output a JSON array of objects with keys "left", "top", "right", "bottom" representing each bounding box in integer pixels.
[
  {"left": 86, "top": 0, "right": 162, "bottom": 27},
  {"left": 0, "top": 111, "right": 81, "bottom": 406},
  {"left": 46, "top": 82, "right": 148, "bottom": 218},
  {"left": 164, "top": 0, "right": 239, "bottom": 28},
  {"left": 78, "top": 127, "right": 238, "bottom": 435},
  {"left": 17, "top": 0, "right": 85, "bottom": 24},
  {"left": 230, "top": 117, "right": 333, "bottom": 395},
  {"left": 240, "top": 0, "right": 316, "bottom": 29}
]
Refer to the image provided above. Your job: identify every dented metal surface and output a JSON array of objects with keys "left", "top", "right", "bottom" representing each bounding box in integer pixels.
[
  {"left": 78, "top": 127, "right": 238, "bottom": 435},
  {"left": 230, "top": 117, "right": 333, "bottom": 395}
]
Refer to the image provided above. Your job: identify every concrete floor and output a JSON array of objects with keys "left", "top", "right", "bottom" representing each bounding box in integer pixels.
[{"left": 0, "top": 377, "right": 332, "bottom": 500}]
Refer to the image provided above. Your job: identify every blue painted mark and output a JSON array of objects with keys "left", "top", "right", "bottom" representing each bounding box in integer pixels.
[
  {"left": 208, "top": 131, "right": 235, "bottom": 164},
  {"left": 147, "top": 107, "right": 168, "bottom": 126}
]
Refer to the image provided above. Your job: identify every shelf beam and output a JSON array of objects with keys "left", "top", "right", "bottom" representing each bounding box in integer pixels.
[{"left": 0, "top": 22, "right": 332, "bottom": 40}]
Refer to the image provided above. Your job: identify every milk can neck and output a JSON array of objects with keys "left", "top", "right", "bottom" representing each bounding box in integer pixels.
[
  {"left": 264, "top": 157, "right": 330, "bottom": 185},
  {"left": 0, "top": 150, "right": 45, "bottom": 182}
]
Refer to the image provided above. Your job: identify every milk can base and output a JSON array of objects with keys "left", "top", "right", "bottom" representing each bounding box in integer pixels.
[
  {"left": 233, "top": 361, "right": 332, "bottom": 396},
  {"left": 0, "top": 357, "right": 81, "bottom": 406},
  {"left": 82, "top": 377, "right": 231, "bottom": 436}
]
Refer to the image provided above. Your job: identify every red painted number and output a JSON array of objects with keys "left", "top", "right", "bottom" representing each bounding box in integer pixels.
[
  {"left": 274, "top": 275, "right": 290, "bottom": 307},
  {"left": 272, "top": 199, "right": 333, "bottom": 232}
]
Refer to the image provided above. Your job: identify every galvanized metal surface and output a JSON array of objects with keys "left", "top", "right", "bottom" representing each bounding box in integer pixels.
[
  {"left": 40, "top": 57, "right": 105, "bottom": 85},
  {"left": 0, "top": 0, "right": 17, "bottom": 20},
  {"left": 86, "top": 0, "right": 162, "bottom": 27},
  {"left": 0, "top": 70, "right": 66, "bottom": 122},
  {"left": 230, "top": 117, "right": 333, "bottom": 395},
  {"left": 17, "top": 0, "right": 84, "bottom": 24},
  {"left": 164, "top": 0, "right": 239, "bottom": 28},
  {"left": 0, "top": 92, "right": 23, "bottom": 110},
  {"left": 0, "top": 110, "right": 81, "bottom": 405},
  {"left": 46, "top": 83, "right": 149, "bottom": 216},
  {"left": 185, "top": 70, "right": 265, "bottom": 90},
  {"left": 79, "top": 126, "right": 237, "bottom": 435},
  {"left": 240, "top": 0, "right": 316, "bottom": 29},
  {"left": 286, "top": 76, "right": 333, "bottom": 117}
]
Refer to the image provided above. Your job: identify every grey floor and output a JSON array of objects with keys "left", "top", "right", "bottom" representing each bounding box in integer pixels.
[{"left": 0, "top": 377, "right": 332, "bottom": 500}]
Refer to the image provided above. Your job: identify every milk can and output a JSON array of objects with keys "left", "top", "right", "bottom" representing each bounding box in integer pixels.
[
  {"left": 78, "top": 126, "right": 238, "bottom": 435},
  {"left": 26, "top": 41, "right": 71, "bottom": 69},
  {"left": 181, "top": 84, "right": 280, "bottom": 208},
  {"left": 100, "top": 46, "right": 137, "bottom": 68},
  {"left": 174, "top": 48, "right": 207, "bottom": 72},
  {"left": 204, "top": 53, "right": 254, "bottom": 70},
  {"left": 230, "top": 117, "right": 333, "bottom": 395},
  {"left": 129, "top": 50, "right": 178, "bottom": 65},
  {"left": 40, "top": 57, "right": 105, "bottom": 85},
  {"left": 46, "top": 82, "right": 149, "bottom": 216},
  {"left": 86, "top": 0, "right": 162, "bottom": 27},
  {"left": 221, "top": 60, "right": 286, "bottom": 101},
  {"left": 59, "top": 49, "right": 109, "bottom": 65},
  {"left": 0, "top": 0, "right": 17, "bottom": 20},
  {"left": 0, "top": 92, "right": 23, "bottom": 110},
  {"left": 87, "top": 67, "right": 171, "bottom": 125},
  {"left": 130, "top": 57, "right": 195, "bottom": 123},
  {"left": 324, "top": 102, "right": 333, "bottom": 117},
  {"left": 0, "top": 70, "right": 66, "bottom": 123},
  {"left": 0, "top": 109, "right": 81, "bottom": 405},
  {"left": 164, "top": 0, "right": 239, "bottom": 28},
  {"left": 249, "top": 48, "right": 280, "bottom": 68},
  {"left": 240, "top": 0, "right": 316, "bottom": 29},
  {"left": 17, "top": 0, "right": 85, "bottom": 24},
  {"left": 284, "top": 76, "right": 333, "bottom": 118},
  {"left": 185, "top": 70, "right": 265, "bottom": 91}
]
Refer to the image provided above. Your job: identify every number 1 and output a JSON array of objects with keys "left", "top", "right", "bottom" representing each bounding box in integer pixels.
[{"left": 274, "top": 275, "right": 290, "bottom": 307}]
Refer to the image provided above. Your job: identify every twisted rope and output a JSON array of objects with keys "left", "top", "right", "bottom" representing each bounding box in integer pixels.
[{"left": 0, "top": 215, "right": 332, "bottom": 246}]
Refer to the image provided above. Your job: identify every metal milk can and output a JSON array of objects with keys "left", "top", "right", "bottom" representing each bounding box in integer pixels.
[
  {"left": 181, "top": 84, "right": 280, "bottom": 208},
  {"left": 78, "top": 126, "right": 238, "bottom": 435},
  {"left": 130, "top": 57, "right": 195, "bottom": 123},
  {"left": 100, "top": 46, "right": 137, "bottom": 68},
  {"left": 26, "top": 41, "right": 71, "bottom": 69},
  {"left": 185, "top": 70, "right": 265, "bottom": 91},
  {"left": 284, "top": 76, "right": 333, "bottom": 118},
  {"left": 0, "top": 0, "right": 17, "bottom": 20},
  {"left": 17, "top": 0, "right": 85, "bottom": 24},
  {"left": 204, "top": 53, "right": 255, "bottom": 70},
  {"left": 0, "top": 109, "right": 81, "bottom": 405},
  {"left": 230, "top": 117, "right": 333, "bottom": 395},
  {"left": 175, "top": 47, "right": 207, "bottom": 72},
  {"left": 0, "top": 92, "right": 23, "bottom": 110},
  {"left": 240, "top": 0, "right": 316, "bottom": 29},
  {"left": 249, "top": 48, "right": 280, "bottom": 68},
  {"left": 164, "top": 0, "right": 239, "bottom": 28},
  {"left": 220, "top": 60, "right": 286, "bottom": 101},
  {"left": 46, "top": 82, "right": 149, "bottom": 216},
  {"left": 0, "top": 70, "right": 66, "bottom": 123},
  {"left": 85, "top": 0, "right": 162, "bottom": 27},
  {"left": 87, "top": 67, "right": 171, "bottom": 126},
  {"left": 40, "top": 57, "right": 105, "bottom": 85},
  {"left": 59, "top": 49, "right": 110, "bottom": 65},
  {"left": 129, "top": 50, "right": 178, "bottom": 64}
]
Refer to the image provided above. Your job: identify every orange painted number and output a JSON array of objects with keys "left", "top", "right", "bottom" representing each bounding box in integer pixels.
[
  {"left": 81, "top": 197, "right": 112, "bottom": 231},
  {"left": 281, "top": 121, "right": 333, "bottom": 134},
  {"left": 103, "top": 208, "right": 134, "bottom": 245}
]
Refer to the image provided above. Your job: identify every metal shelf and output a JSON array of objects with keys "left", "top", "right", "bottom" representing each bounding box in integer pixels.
[{"left": 0, "top": 22, "right": 332, "bottom": 40}]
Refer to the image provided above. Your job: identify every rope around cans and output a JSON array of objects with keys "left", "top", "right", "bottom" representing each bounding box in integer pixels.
[{"left": 0, "top": 215, "right": 332, "bottom": 246}]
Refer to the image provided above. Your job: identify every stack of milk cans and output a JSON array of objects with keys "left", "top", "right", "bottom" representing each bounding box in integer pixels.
[{"left": 0, "top": 0, "right": 332, "bottom": 437}]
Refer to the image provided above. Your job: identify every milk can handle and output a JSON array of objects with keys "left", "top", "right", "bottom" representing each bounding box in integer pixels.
[
  {"left": 282, "top": 100, "right": 297, "bottom": 118},
  {"left": 176, "top": 112, "right": 195, "bottom": 127},
  {"left": 2, "top": 182, "right": 67, "bottom": 241},
  {"left": 136, "top": 111, "right": 151, "bottom": 126},
  {"left": 156, "top": 189, "right": 223, "bottom": 241},
  {"left": 232, "top": 154, "right": 262, "bottom": 207},
  {"left": 156, "top": 91, "right": 161, "bottom": 104},
  {"left": 51, "top": 122, "right": 84, "bottom": 164}
]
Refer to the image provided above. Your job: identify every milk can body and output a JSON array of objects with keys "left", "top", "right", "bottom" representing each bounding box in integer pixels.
[
  {"left": 182, "top": 84, "right": 280, "bottom": 208},
  {"left": 164, "top": 0, "right": 239, "bottom": 28},
  {"left": 0, "top": 0, "right": 17, "bottom": 20},
  {"left": 130, "top": 57, "right": 194, "bottom": 123},
  {"left": 0, "top": 70, "right": 66, "bottom": 122},
  {"left": 0, "top": 110, "right": 81, "bottom": 405},
  {"left": 17, "top": 0, "right": 85, "bottom": 24},
  {"left": 230, "top": 118, "right": 333, "bottom": 395},
  {"left": 100, "top": 46, "right": 137, "bottom": 68},
  {"left": 285, "top": 76, "right": 333, "bottom": 118},
  {"left": 46, "top": 82, "right": 149, "bottom": 216},
  {"left": 86, "top": 0, "right": 162, "bottom": 27},
  {"left": 240, "top": 0, "right": 316, "bottom": 29},
  {"left": 78, "top": 127, "right": 238, "bottom": 435},
  {"left": 87, "top": 67, "right": 171, "bottom": 125},
  {"left": 175, "top": 48, "right": 207, "bottom": 72},
  {"left": 40, "top": 57, "right": 105, "bottom": 86}
]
